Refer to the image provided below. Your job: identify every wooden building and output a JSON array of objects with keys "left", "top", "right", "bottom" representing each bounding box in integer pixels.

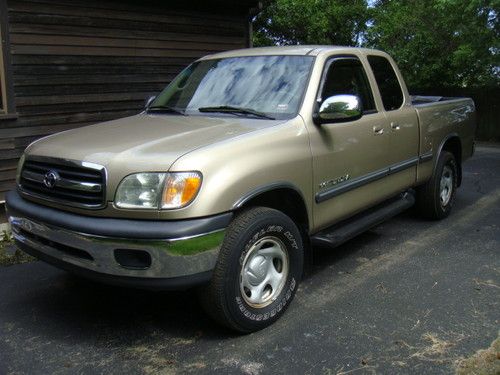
[{"left": 0, "top": 0, "right": 260, "bottom": 201}]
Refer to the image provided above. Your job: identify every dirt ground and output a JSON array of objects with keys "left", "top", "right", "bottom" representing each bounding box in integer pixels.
[{"left": 0, "top": 145, "right": 499, "bottom": 375}]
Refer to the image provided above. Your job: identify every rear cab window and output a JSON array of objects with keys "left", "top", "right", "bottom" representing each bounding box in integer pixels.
[{"left": 367, "top": 55, "right": 404, "bottom": 111}]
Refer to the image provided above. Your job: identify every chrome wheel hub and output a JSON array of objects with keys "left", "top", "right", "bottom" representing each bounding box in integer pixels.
[
  {"left": 440, "top": 165, "right": 453, "bottom": 206},
  {"left": 240, "top": 236, "right": 289, "bottom": 308}
]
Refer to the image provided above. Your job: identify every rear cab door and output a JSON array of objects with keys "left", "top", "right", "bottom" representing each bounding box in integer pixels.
[{"left": 364, "top": 52, "right": 420, "bottom": 191}]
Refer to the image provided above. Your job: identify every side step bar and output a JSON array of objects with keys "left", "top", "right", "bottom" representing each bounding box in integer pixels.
[{"left": 311, "top": 192, "right": 415, "bottom": 249}]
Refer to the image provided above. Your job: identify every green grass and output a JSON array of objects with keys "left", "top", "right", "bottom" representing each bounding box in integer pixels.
[{"left": 0, "top": 230, "right": 36, "bottom": 266}]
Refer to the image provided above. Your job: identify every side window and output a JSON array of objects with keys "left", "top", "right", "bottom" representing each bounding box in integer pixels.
[
  {"left": 320, "top": 58, "right": 376, "bottom": 113},
  {"left": 368, "top": 55, "right": 404, "bottom": 111}
]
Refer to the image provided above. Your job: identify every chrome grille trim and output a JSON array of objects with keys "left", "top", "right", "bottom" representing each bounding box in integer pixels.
[
  {"left": 21, "top": 170, "right": 102, "bottom": 192},
  {"left": 18, "top": 156, "right": 106, "bottom": 209}
]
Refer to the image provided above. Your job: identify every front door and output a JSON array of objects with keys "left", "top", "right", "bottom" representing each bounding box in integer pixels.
[{"left": 308, "top": 56, "right": 393, "bottom": 230}]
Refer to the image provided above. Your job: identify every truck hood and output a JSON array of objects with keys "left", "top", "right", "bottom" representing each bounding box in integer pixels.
[{"left": 26, "top": 113, "right": 284, "bottom": 173}]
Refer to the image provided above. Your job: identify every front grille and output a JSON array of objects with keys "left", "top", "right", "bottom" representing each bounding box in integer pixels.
[{"left": 19, "top": 159, "right": 106, "bottom": 209}]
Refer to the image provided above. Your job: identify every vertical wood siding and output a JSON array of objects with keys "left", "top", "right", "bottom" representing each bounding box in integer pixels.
[{"left": 0, "top": 0, "right": 250, "bottom": 200}]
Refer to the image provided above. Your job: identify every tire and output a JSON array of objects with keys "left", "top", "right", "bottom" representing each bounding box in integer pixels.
[
  {"left": 199, "top": 207, "right": 304, "bottom": 333},
  {"left": 416, "top": 151, "right": 458, "bottom": 220}
]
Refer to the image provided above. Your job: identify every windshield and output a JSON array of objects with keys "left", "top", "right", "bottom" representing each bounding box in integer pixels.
[{"left": 149, "top": 55, "right": 315, "bottom": 120}]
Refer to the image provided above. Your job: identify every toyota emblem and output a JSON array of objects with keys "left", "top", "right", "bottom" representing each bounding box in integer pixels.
[{"left": 43, "top": 171, "right": 59, "bottom": 189}]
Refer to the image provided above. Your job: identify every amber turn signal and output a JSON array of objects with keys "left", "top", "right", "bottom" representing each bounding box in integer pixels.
[{"left": 162, "top": 172, "right": 202, "bottom": 209}]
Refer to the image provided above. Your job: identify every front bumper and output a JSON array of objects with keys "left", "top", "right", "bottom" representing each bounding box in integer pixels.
[{"left": 6, "top": 190, "right": 232, "bottom": 290}]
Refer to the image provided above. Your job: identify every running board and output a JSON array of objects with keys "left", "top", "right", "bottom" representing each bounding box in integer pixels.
[{"left": 311, "top": 192, "right": 415, "bottom": 249}]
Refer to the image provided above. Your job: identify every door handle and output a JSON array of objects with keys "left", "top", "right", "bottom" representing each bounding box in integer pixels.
[
  {"left": 391, "top": 122, "right": 400, "bottom": 130},
  {"left": 373, "top": 125, "right": 384, "bottom": 135}
]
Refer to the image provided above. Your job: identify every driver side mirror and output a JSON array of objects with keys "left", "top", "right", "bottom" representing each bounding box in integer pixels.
[
  {"left": 144, "top": 95, "right": 156, "bottom": 109},
  {"left": 314, "top": 94, "right": 363, "bottom": 124}
]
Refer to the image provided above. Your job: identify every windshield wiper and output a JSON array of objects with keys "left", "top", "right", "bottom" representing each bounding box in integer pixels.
[
  {"left": 147, "top": 105, "right": 186, "bottom": 116},
  {"left": 198, "top": 106, "right": 275, "bottom": 120}
]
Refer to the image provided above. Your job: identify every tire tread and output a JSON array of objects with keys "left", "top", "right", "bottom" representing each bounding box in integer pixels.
[
  {"left": 199, "top": 207, "right": 300, "bottom": 332},
  {"left": 416, "top": 151, "right": 457, "bottom": 220}
]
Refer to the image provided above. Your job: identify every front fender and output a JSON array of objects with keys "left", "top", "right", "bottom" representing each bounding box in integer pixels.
[{"left": 158, "top": 118, "right": 313, "bottom": 222}]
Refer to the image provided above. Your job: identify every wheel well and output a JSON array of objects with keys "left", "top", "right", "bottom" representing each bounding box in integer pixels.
[
  {"left": 441, "top": 137, "right": 462, "bottom": 186},
  {"left": 236, "top": 188, "right": 312, "bottom": 274},
  {"left": 237, "top": 188, "right": 309, "bottom": 236}
]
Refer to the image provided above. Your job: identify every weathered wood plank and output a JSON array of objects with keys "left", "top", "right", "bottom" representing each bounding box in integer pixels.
[
  {"left": 14, "top": 82, "right": 165, "bottom": 97},
  {"left": 0, "top": 181, "right": 17, "bottom": 194},
  {"left": 12, "top": 64, "right": 185, "bottom": 76},
  {"left": 4, "top": 100, "right": 143, "bottom": 118},
  {"left": 0, "top": 169, "right": 17, "bottom": 181},
  {"left": 11, "top": 54, "right": 196, "bottom": 66},
  {"left": 0, "top": 121, "right": 99, "bottom": 139},
  {"left": 14, "top": 74, "right": 175, "bottom": 86},
  {"left": 0, "top": 159, "right": 20, "bottom": 172},
  {"left": 8, "top": 13, "right": 245, "bottom": 37},
  {"left": 0, "top": 136, "right": 36, "bottom": 151},
  {"left": 14, "top": 110, "right": 139, "bottom": 127},
  {"left": 10, "top": 33, "right": 241, "bottom": 52},
  {"left": 9, "top": 1, "right": 246, "bottom": 29},
  {"left": 0, "top": 148, "right": 24, "bottom": 160},
  {"left": 0, "top": 139, "right": 16, "bottom": 150},
  {"left": 17, "top": 0, "right": 256, "bottom": 16},
  {"left": 15, "top": 92, "right": 153, "bottom": 106},
  {"left": 9, "top": 24, "right": 245, "bottom": 46},
  {"left": 11, "top": 44, "right": 219, "bottom": 58}
]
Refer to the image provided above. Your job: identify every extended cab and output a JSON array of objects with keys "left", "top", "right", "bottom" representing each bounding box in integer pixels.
[{"left": 6, "top": 46, "right": 476, "bottom": 332}]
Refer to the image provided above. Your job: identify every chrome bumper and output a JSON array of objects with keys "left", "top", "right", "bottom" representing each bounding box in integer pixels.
[{"left": 9, "top": 215, "right": 225, "bottom": 280}]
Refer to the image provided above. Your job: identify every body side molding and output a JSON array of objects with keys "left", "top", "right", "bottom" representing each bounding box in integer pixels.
[
  {"left": 316, "top": 156, "right": 421, "bottom": 203},
  {"left": 419, "top": 151, "right": 433, "bottom": 163}
]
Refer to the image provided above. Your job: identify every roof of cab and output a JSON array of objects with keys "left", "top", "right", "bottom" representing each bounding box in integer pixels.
[{"left": 199, "top": 45, "right": 385, "bottom": 60}]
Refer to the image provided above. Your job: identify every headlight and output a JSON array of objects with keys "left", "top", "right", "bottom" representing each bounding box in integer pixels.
[
  {"left": 115, "top": 173, "right": 166, "bottom": 209},
  {"left": 115, "top": 172, "right": 202, "bottom": 210}
]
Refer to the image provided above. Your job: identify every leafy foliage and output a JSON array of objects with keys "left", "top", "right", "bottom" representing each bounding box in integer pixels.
[
  {"left": 253, "top": 0, "right": 370, "bottom": 46},
  {"left": 366, "top": 0, "right": 499, "bottom": 88},
  {"left": 253, "top": 0, "right": 499, "bottom": 88}
]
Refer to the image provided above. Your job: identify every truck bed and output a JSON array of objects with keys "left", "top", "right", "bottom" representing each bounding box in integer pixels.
[{"left": 412, "top": 95, "right": 476, "bottom": 185}]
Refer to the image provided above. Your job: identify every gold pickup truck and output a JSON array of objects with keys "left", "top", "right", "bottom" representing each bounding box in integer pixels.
[{"left": 6, "top": 46, "right": 475, "bottom": 332}]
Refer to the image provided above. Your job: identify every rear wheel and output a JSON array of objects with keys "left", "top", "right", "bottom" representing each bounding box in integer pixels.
[
  {"left": 416, "top": 151, "right": 458, "bottom": 220},
  {"left": 199, "top": 207, "right": 303, "bottom": 333}
]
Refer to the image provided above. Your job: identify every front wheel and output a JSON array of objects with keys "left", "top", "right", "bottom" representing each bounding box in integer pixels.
[
  {"left": 416, "top": 151, "right": 458, "bottom": 220},
  {"left": 199, "top": 207, "right": 304, "bottom": 333}
]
